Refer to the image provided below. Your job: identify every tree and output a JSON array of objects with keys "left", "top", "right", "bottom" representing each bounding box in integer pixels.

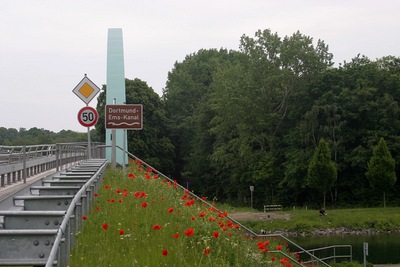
[
  {"left": 366, "top": 138, "right": 397, "bottom": 207},
  {"left": 306, "top": 139, "right": 337, "bottom": 208}
]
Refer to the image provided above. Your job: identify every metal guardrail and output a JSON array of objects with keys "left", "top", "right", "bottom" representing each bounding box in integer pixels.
[
  {"left": 0, "top": 159, "right": 107, "bottom": 266},
  {"left": 0, "top": 143, "right": 105, "bottom": 188}
]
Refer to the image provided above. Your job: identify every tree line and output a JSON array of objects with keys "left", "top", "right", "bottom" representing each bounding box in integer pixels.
[
  {"left": 96, "top": 29, "right": 400, "bottom": 209},
  {"left": 4, "top": 28, "right": 398, "bottom": 209},
  {"left": 0, "top": 127, "right": 94, "bottom": 146}
]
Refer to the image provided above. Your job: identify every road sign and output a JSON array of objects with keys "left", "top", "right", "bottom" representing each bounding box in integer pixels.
[
  {"left": 77, "top": 106, "right": 98, "bottom": 127},
  {"left": 105, "top": 104, "right": 143, "bottom": 129},
  {"left": 72, "top": 75, "right": 101, "bottom": 104}
]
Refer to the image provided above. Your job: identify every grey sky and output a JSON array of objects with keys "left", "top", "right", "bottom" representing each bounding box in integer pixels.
[{"left": 1, "top": 0, "right": 399, "bottom": 132}]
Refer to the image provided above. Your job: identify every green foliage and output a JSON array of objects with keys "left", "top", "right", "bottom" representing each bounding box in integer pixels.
[
  {"left": 0, "top": 127, "right": 88, "bottom": 145},
  {"left": 306, "top": 139, "right": 337, "bottom": 207},
  {"left": 366, "top": 138, "right": 397, "bottom": 207}
]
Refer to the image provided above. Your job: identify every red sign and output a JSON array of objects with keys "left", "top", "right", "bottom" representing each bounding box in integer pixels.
[
  {"left": 77, "top": 106, "right": 98, "bottom": 127},
  {"left": 105, "top": 104, "right": 143, "bottom": 129}
]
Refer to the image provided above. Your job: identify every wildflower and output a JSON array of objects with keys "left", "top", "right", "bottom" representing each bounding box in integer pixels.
[
  {"left": 141, "top": 202, "right": 147, "bottom": 208},
  {"left": 134, "top": 191, "right": 141, "bottom": 198},
  {"left": 184, "top": 228, "right": 194, "bottom": 237},
  {"left": 82, "top": 216, "right": 88, "bottom": 220},
  {"left": 172, "top": 233, "right": 180, "bottom": 239},
  {"left": 168, "top": 207, "right": 174, "bottom": 214},
  {"left": 104, "top": 185, "right": 110, "bottom": 189},
  {"left": 102, "top": 223, "right": 109, "bottom": 230},
  {"left": 203, "top": 247, "right": 211, "bottom": 255},
  {"left": 152, "top": 224, "right": 162, "bottom": 231},
  {"left": 94, "top": 193, "right": 98, "bottom": 197},
  {"left": 128, "top": 173, "right": 135, "bottom": 178},
  {"left": 276, "top": 245, "right": 283, "bottom": 250},
  {"left": 198, "top": 211, "right": 206, "bottom": 217},
  {"left": 212, "top": 232, "right": 219, "bottom": 238},
  {"left": 116, "top": 189, "right": 122, "bottom": 194},
  {"left": 162, "top": 249, "right": 168, "bottom": 256},
  {"left": 119, "top": 230, "right": 125, "bottom": 235}
]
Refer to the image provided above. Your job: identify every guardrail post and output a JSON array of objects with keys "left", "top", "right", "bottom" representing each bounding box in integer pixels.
[{"left": 23, "top": 145, "right": 27, "bottom": 184}]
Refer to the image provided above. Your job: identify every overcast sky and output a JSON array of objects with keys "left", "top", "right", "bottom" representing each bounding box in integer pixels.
[{"left": 1, "top": 0, "right": 399, "bottom": 133}]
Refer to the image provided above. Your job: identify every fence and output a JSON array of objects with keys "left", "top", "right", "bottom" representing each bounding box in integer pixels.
[{"left": 0, "top": 143, "right": 105, "bottom": 188}]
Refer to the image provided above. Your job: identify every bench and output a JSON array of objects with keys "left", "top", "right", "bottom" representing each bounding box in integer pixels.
[
  {"left": 0, "top": 211, "right": 65, "bottom": 229},
  {"left": 264, "top": 204, "right": 282, "bottom": 212},
  {"left": 0, "top": 229, "right": 58, "bottom": 266},
  {"left": 14, "top": 195, "right": 75, "bottom": 211}
]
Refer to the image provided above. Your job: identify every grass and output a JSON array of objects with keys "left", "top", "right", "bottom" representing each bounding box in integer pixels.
[
  {"left": 242, "top": 207, "right": 400, "bottom": 234},
  {"left": 68, "top": 160, "right": 299, "bottom": 267}
]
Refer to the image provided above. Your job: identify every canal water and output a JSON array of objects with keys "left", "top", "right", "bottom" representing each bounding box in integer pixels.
[{"left": 290, "top": 233, "right": 400, "bottom": 265}]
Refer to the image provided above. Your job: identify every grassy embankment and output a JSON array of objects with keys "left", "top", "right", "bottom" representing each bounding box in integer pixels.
[
  {"left": 237, "top": 206, "right": 400, "bottom": 235},
  {"left": 68, "top": 161, "right": 302, "bottom": 267}
]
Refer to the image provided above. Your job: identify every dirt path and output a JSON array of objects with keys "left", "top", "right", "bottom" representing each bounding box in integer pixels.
[{"left": 229, "top": 211, "right": 291, "bottom": 222}]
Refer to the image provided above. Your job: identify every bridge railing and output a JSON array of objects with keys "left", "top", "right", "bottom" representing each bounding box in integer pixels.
[{"left": 0, "top": 142, "right": 105, "bottom": 188}]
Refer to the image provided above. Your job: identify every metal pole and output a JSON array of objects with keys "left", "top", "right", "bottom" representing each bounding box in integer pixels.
[
  {"left": 111, "top": 98, "right": 117, "bottom": 169},
  {"left": 22, "top": 145, "right": 26, "bottom": 184},
  {"left": 87, "top": 126, "right": 91, "bottom": 159},
  {"left": 123, "top": 129, "right": 126, "bottom": 175}
]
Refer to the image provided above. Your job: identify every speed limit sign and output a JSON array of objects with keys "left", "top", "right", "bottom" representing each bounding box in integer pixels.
[{"left": 77, "top": 106, "right": 98, "bottom": 127}]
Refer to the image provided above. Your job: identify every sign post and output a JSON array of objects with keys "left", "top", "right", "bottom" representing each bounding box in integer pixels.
[
  {"left": 72, "top": 75, "right": 101, "bottom": 159},
  {"left": 105, "top": 104, "right": 143, "bottom": 169}
]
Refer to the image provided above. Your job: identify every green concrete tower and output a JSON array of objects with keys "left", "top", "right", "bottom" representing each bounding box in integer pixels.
[{"left": 106, "top": 28, "right": 128, "bottom": 165}]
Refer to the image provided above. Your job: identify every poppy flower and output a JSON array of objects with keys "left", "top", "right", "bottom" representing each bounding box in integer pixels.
[
  {"left": 119, "top": 230, "right": 125, "bottom": 235},
  {"left": 134, "top": 191, "right": 141, "bottom": 198},
  {"left": 162, "top": 249, "right": 168, "bottom": 256},
  {"left": 82, "top": 215, "right": 88, "bottom": 220},
  {"left": 203, "top": 247, "right": 211, "bottom": 255},
  {"left": 276, "top": 245, "right": 283, "bottom": 250},
  {"left": 152, "top": 224, "right": 162, "bottom": 231},
  {"left": 212, "top": 232, "right": 219, "bottom": 238},
  {"left": 141, "top": 202, "right": 147, "bottom": 208},
  {"left": 184, "top": 228, "right": 194, "bottom": 237},
  {"left": 198, "top": 211, "right": 206, "bottom": 217},
  {"left": 102, "top": 223, "right": 109, "bottom": 230},
  {"left": 168, "top": 208, "right": 174, "bottom": 214},
  {"left": 172, "top": 233, "right": 180, "bottom": 239},
  {"left": 94, "top": 193, "right": 98, "bottom": 197}
]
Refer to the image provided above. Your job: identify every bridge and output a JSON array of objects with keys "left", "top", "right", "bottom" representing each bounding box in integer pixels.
[{"left": 0, "top": 142, "right": 352, "bottom": 266}]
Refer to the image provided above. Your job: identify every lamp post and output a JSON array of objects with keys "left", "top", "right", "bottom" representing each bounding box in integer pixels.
[{"left": 250, "top": 186, "right": 254, "bottom": 209}]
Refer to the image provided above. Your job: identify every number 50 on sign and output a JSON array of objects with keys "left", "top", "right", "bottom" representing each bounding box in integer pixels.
[{"left": 77, "top": 106, "right": 98, "bottom": 127}]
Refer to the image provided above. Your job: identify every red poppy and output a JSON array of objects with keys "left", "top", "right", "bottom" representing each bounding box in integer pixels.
[
  {"left": 162, "top": 249, "right": 168, "bottom": 256},
  {"left": 116, "top": 189, "right": 122, "bottom": 194},
  {"left": 102, "top": 223, "right": 109, "bottom": 230},
  {"left": 198, "top": 211, "right": 206, "bottom": 217},
  {"left": 82, "top": 215, "right": 88, "bottom": 220},
  {"left": 276, "top": 245, "right": 283, "bottom": 250},
  {"left": 172, "top": 233, "right": 180, "bottom": 239},
  {"left": 203, "top": 247, "right": 211, "bottom": 255},
  {"left": 212, "top": 232, "right": 219, "bottom": 238},
  {"left": 141, "top": 202, "right": 147, "bottom": 208},
  {"left": 168, "top": 208, "right": 174, "bottom": 214},
  {"left": 152, "top": 224, "right": 162, "bottom": 231},
  {"left": 128, "top": 173, "right": 135, "bottom": 178},
  {"left": 184, "top": 228, "right": 194, "bottom": 237},
  {"left": 134, "top": 191, "right": 141, "bottom": 198},
  {"left": 94, "top": 193, "right": 98, "bottom": 197},
  {"left": 119, "top": 229, "right": 125, "bottom": 235}
]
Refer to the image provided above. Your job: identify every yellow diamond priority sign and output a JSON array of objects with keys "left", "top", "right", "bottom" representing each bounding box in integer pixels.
[{"left": 72, "top": 75, "right": 101, "bottom": 104}]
